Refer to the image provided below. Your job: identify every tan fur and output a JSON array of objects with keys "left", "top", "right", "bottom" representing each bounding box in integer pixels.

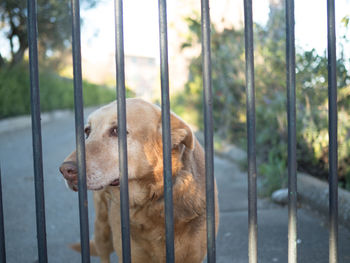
[
  {"left": 70, "top": 240, "right": 99, "bottom": 257},
  {"left": 60, "top": 99, "right": 219, "bottom": 263}
]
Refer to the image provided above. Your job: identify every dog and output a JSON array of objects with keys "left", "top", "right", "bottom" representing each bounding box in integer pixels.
[{"left": 59, "top": 98, "right": 219, "bottom": 263}]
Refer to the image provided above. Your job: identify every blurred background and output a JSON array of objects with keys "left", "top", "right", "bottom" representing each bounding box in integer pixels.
[
  {"left": 1, "top": 0, "right": 349, "bottom": 195},
  {"left": 1, "top": 0, "right": 350, "bottom": 262}
]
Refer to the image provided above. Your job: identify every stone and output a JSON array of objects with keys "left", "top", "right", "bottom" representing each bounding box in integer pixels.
[{"left": 271, "top": 188, "right": 289, "bottom": 205}]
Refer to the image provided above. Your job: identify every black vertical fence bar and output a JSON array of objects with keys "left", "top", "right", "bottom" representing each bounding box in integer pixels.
[
  {"left": 243, "top": 0, "right": 258, "bottom": 263},
  {"left": 114, "top": 0, "right": 131, "bottom": 262},
  {"left": 70, "top": 0, "right": 90, "bottom": 262},
  {"left": 0, "top": 166, "right": 6, "bottom": 263},
  {"left": 327, "top": 0, "right": 338, "bottom": 262},
  {"left": 200, "top": 0, "right": 216, "bottom": 262},
  {"left": 158, "top": 0, "right": 175, "bottom": 262},
  {"left": 27, "top": 1, "right": 48, "bottom": 262},
  {"left": 285, "top": 0, "right": 297, "bottom": 262}
]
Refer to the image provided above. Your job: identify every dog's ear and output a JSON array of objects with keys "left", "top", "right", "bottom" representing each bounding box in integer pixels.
[{"left": 170, "top": 113, "right": 195, "bottom": 150}]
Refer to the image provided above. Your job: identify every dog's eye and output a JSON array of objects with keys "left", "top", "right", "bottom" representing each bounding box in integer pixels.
[
  {"left": 109, "top": 127, "right": 129, "bottom": 137},
  {"left": 84, "top": 127, "right": 91, "bottom": 138},
  {"left": 110, "top": 127, "right": 118, "bottom": 137}
]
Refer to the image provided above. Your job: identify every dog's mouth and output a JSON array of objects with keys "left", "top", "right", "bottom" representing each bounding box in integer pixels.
[
  {"left": 66, "top": 178, "right": 120, "bottom": 192},
  {"left": 110, "top": 178, "right": 120, "bottom": 187},
  {"left": 65, "top": 180, "right": 78, "bottom": 192}
]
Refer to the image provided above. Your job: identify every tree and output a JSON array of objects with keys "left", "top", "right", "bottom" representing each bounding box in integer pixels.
[
  {"left": 0, "top": 0, "right": 97, "bottom": 67},
  {"left": 177, "top": 1, "right": 350, "bottom": 193}
]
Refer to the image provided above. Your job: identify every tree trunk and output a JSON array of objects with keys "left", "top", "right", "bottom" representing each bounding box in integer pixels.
[
  {"left": 11, "top": 45, "right": 27, "bottom": 66},
  {"left": 8, "top": 11, "right": 28, "bottom": 67},
  {"left": 0, "top": 53, "right": 5, "bottom": 68}
]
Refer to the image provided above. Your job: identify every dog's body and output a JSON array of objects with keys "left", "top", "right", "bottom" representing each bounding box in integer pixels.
[{"left": 60, "top": 99, "right": 219, "bottom": 263}]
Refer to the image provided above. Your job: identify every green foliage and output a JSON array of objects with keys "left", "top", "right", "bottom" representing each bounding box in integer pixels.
[
  {"left": 171, "top": 74, "right": 203, "bottom": 128},
  {"left": 177, "top": 4, "right": 350, "bottom": 195},
  {"left": 342, "top": 15, "right": 350, "bottom": 28},
  {"left": 174, "top": 15, "right": 247, "bottom": 141},
  {"left": 0, "top": 62, "right": 134, "bottom": 119},
  {"left": 0, "top": 63, "right": 31, "bottom": 117}
]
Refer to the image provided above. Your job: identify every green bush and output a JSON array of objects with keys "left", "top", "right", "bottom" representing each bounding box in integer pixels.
[
  {"left": 0, "top": 62, "right": 134, "bottom": 119},
  {"left": 175, "top": 4, "right": 350, "bottom": 195},
  {"left": 0, "top": 63, "right": 31, "bottom": 117}
]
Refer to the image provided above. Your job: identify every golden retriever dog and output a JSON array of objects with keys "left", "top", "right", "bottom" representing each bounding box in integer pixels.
[{"left": 59, "top": 98, "right": 219, "bottom": 263}]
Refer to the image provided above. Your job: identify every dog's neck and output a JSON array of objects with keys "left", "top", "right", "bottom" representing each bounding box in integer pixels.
[{"left": 106, "top": 139, "right": 205, "bottom": 225}]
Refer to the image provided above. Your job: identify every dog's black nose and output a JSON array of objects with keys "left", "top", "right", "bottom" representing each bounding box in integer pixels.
[{"left": 59, "top": 161, "right": 78, "bottom": 182}]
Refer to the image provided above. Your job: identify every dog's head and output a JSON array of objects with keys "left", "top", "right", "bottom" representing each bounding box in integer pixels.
[{"left": 59, "top": 98, "right": 194, "bottom": 191}]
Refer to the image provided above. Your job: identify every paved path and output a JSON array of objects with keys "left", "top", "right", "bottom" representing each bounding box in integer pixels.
[
  {"left": 214, "top": 157, "right": 350, "bottom": 263},
  {"left": 0, "top": 111, "right": 350, "bottom": 262}
]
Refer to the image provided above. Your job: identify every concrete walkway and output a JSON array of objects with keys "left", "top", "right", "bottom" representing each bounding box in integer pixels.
[
  {"left": 214, "top": 156, "right": 350, "bottom": 263},
  {"left": 0, "top": 112, "right": 350, "bottom": 262}
]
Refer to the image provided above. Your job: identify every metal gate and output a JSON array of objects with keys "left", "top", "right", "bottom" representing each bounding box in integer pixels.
[{"left": 0, "top": 0, "right": 340, "bottom": 262}]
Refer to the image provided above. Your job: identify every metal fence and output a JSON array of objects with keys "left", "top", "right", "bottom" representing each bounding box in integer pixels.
[{"left": 0, "top": 0, "right": 340, "bottom": 262}]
